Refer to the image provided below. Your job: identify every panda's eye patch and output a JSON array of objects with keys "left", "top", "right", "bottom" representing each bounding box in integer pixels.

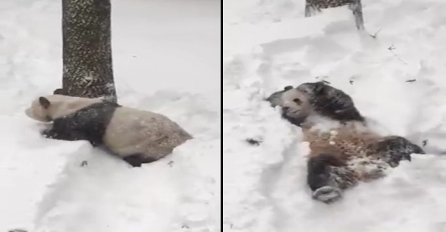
[{"left": 293, "top": 98, "right": 302, "bottom": 104}]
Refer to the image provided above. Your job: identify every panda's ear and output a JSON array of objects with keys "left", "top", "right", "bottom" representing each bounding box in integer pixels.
[
  {"left": 284, "top": 86, "right": 293, "bottom": 91},
  {"left": 53, "top": 88, "right": 65, "bottom": 95},
  {"left": 39, "top": 97, "right": 51, "bottom": 109}
]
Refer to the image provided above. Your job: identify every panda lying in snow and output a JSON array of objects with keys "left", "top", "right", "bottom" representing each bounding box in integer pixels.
[
  {"left": 266, "top": 81, "right": 424, "bottom": 203},
  {"left": 25, "top": 94, "right": 192, "bottom": 167}
]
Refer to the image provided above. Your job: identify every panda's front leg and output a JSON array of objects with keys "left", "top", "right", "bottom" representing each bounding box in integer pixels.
[
  {"left": 41, "top": 127, "right": 84, "bottom": 141},
  {"left": 41, "top": 126, "right": 59, "bottom": 139},
  {"left": 41, "top": 119, "right": 86, "bottom": 141}
]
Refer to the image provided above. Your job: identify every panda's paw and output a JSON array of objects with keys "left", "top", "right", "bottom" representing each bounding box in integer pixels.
[
  {"left": 312, "top": 186, "right": 342, "bottom": 203},
  {"left": 41, "top": 129, "right": 54, "bottom": 138},
  {"left": 123, "top": 155, "right": 145, "bottom": 167}
]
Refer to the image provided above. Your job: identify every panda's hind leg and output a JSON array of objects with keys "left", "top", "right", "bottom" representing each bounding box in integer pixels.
[
  {"left": 123, "top": 154, "right": 157, "bottom": 167},
  {"left": 373, "top": 136, "right": 425, "bottom": 167},
  {"left": 307, "top": 154, "right": 342, "bottom": 203},
  {"left": 307, "top": 153, "right": 357, "bottom": 203}
]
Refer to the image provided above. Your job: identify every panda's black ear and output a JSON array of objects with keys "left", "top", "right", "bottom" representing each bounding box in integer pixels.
[
  {"left": 284, "top": 86, "right": 293, "bottom": 91},
  {"left": 39, "top": 97, "right": 51, "bottom": 109},
  {"left": 53, "top": 88, "right": 65, "bottom": 95}
]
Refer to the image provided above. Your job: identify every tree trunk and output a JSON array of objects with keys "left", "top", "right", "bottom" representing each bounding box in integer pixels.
[
  {"left": 57, "top": 0, "right": 117, "bottom": 102},
  {"left": 305, "top": 0, "right": 364, "bottom": 30}
]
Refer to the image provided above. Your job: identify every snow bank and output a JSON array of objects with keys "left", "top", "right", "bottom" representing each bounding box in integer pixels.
[
  {"left": 0, "top": 0, "right": 220, "bottom": 231},
  {"left": 224, "top": 0, "right": 446, "bottom": 231}
]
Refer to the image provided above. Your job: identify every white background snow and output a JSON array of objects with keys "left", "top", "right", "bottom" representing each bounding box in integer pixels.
[
  {"left": 0, "top": 0, "right": 220, "bottom": 231},
  {"left": 224, "top": 0, "right": 446, "bottom": 231}
]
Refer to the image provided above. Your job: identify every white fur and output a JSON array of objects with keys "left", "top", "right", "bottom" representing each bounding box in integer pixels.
[
  {"left": 282, "top": 89, "right": 311, "bottom": 118},
  {"left": 103, "top": 107, "right": 192, "bottom": 159},
  {"left": 25, "top": 95, "right": 103, "bottom": 122},
  {"left": 268, "top": 87, "right": 314, "bottom": 124}
]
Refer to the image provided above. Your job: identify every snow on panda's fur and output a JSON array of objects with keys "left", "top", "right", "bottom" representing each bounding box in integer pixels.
[
  {"left": 25, "top": 95, "right": 192, "bottom": 167},
  {"left": 266, "top": 82, "right": 425, "bottom": 203}
]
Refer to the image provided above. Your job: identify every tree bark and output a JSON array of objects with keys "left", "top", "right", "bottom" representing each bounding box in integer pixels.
[
  {"left": 305, "top": 0, "right": 364, "bottom": 30},
  {"left": 58, "top": 0, "right": 117, "bottom": 102}
]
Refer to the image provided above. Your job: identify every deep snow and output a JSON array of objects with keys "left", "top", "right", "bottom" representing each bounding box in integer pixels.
[
  {"left": 224, "top": 0, "right": 446, "bottom": 231},
  {"left": 0, "top": 0, "right": 220, "bottom": 231}
]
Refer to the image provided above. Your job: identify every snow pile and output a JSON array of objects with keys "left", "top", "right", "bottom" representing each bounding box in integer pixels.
[
  {"left": 0, "top": 0, "right": 220, "bottom": 231},
  {"left": 224, "top": 0, "right": 446, "bottom": 231}
]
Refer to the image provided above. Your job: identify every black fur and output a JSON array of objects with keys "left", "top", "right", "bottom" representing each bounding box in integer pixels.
[
  {"left": 42, "top": 101, "right": 120, "bottom": 146},
  {"left": 298, "top": 82, "right": 365, "bottom": 123},
  {"left": 123, "top": 154, "right": 157, "bottom": 167},
  {"left": 370, "top": 136, "right": 425, "bottom": 167},
  {"left": 307, "top": 154, "right": 343, "bottom": 191},
  {"left": 281, "top": 112, "right": 306, "bottom": 127}
]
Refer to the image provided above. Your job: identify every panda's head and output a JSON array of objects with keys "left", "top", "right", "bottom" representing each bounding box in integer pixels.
[
  {"left": 266, "top": 82, "right": 364, "bottom": 126},
  {"left": 266, "top": 85, "right": 312, "bottom": 126},
  {"left": 25, "top": 95, "right": 104, "bottom": 122}
]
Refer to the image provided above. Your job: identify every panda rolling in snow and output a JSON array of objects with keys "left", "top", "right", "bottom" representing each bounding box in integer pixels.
[
  {"left": 266, "top": 82, "right": 424, "bottom": 203},
  {"left": 25, "top": 95, "right": 192, "bottom": 167}
]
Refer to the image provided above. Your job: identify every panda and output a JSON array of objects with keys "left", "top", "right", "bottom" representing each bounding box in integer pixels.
[
  {"left": 25, "top": 94, "right": 193, "bottom": 167},
  {"left": 266, "top": 81, "right": 424, "bottom": 203}
]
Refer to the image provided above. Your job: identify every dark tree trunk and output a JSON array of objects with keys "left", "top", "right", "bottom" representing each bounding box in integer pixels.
[
  {"left": 58, "top": 0, "right": 117, "bottom": 102},
  {"left": 305, "top": 0, "right": 364, "bottom": 30}
]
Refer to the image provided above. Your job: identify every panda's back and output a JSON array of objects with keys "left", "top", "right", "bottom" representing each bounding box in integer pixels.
[{"left": 103, "top": 107, "right": 192, "bottom": 159}]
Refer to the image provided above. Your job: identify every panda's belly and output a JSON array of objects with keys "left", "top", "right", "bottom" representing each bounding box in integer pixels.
[
  {"left": 305, "top": 126, "right": 390, "bottom": 182},
  {"left": 305, "top": 126, "right": 380, "bottom": 159},
  {"left": 103, "top": 107, "right": 192, "bottom": 159}
]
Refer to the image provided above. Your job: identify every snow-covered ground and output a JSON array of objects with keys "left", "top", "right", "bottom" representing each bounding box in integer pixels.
[
  {"left": 0, "top": 0, "right": 220, "bottom": 231},
  {"left": 224, "top": 0, "right": 446, "bottom": 231}
]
